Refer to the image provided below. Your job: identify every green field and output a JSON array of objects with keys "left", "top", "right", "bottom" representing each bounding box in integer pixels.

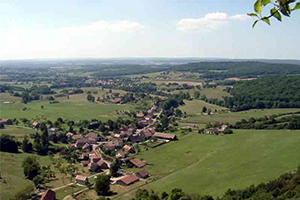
[
  {"left": 0, "top": 99, "right": 133, "bottom": 122},
  {"left": 116, "top": 129, "right": 300, "bottom": 199},
  {"left": 0, "top": 152, "right": 55, "bottom": 200},
  {"left": 0, "top": 126, "right": 35, "bottom": 139},
  {"left": 180, "top": 100, "right": 300, "bottom": 125},
  {"left": 201, "top": 86, "right": 231, "bottom": 100},
  {"left": 0, "top": 93, "right": 21, "bottom": 103},
  {"left": 181, "top": 99, "right": 227, "bottom": 115}
]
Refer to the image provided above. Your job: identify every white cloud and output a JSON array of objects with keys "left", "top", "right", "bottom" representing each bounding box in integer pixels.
[
  {"left": 0, "top": 20, "right": 145, "bottom": 60},
  {"left": 230, "top": 14, "right": 250, "bottom": 21},
  {"left": 176, "top": 12, "right": 249, "bottom": 32}
]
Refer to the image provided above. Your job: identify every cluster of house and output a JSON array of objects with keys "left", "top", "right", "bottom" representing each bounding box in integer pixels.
[
  {"left": 205, "top": 122, "right": 230, "bottom": 135},
  {"left": 32, "top": 121, "right": 59, "bottom": 134},
  {"left": 74, "top": 168, "right": 150, "bottom": 189}
]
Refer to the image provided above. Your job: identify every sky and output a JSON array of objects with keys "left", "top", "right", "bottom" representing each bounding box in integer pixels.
[{"left": 1, "top": 0, "right": 300, "bottom": 60}]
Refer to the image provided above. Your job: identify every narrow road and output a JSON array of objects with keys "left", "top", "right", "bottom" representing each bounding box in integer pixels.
[{"left": 37, "top": 171, "right": 106, "bottom": 196}]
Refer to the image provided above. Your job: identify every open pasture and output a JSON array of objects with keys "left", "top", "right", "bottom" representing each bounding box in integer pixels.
[
  {"left": 0, "top": 100, "right": 133, "bottom": 122},
  {"left": 180, "top": 100, "right": 300, "bottom": 125},
  {"left": 201, "top": 86, "right": 232, "bottom": 100},
  {"left": 0, "top": 126, "right": 35, "bottom": 139},
  {"left": 116, "top": 129, "right": 300, "bottom": 199}
]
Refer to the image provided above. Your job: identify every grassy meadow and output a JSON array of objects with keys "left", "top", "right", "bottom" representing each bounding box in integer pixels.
[
  {"left": 0, "top": 150, "right": 87, "bottom": 200},
  {"left": 115, "top": 129, "right": 300, "bottom": 200},
  {"left": 201, "top": 86, "right": 231, "bottom": 100},
  {"left": 0, "top": 95, "right": 133, "bottom": 122},
  {"left": 0, "top": 126, "right": 35, "bottom": 139},
  {"left": 180, "top": 99, "right": 300, "bottom": 125},
  {"left": 0, "top": 152, "right": 54, "bottom": 200}
]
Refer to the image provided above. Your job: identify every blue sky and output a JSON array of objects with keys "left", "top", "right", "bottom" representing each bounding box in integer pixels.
[{"left": 1, "top": 0, "right": 300, "bottom": 60}]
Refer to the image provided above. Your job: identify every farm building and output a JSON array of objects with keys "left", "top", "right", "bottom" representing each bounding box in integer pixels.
[
  {"left": 75, "top": 138, "right": 90, "bottom": 148},
  {"left": 97, "top": 160, "right": 109, "bottom": 169},
  {"left": 66, "top": 132, "right": 74, "bottom": 138},
  {"left": 75, "top": 175, "right": 88, "bottom": 185},
  {"left": 0, "top": 118, "right": 12, "bottom": 125},
  {"left": 40, "top": 189, "right": 56, "bottom": 200},
  {"left": 115, "top": 174, "right": 139, "bottom": 186},
  {"left": 136, "top": 169, "right": 150, "bottom": 179},
  {"left": 153, "top": 132, "right": 177, "bottom": 140},
  {"left": 81, "top": 160, "right": 90, "bottom": 167},
  {"left": 136, "top": 113, "right": 145, "bottom": 118},
  {"left": 90, "top": 155, "right": 102, "bottom": 163},
  {"left": 72, "top": 134, "right": 83, "bottom": 140},
  {"left": 86, "top": 132, "right": 99, "bottom": 142},
  {"left": 129, "top": 157, "right": 146, "bottom": 168},
  {"left": 32, "top": 121, "right": 39, "bottom": 128},
  {"left": 123, "top": 145, "right": 135, "bottom": 153}
]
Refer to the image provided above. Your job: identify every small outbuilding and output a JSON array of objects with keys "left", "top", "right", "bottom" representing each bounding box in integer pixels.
[
  {"left": 153, "top": 132, "right": 177, "bottom": 140},
  {"left": 40, "top": 189, "right": 56, "bottom": 200},
  {"left": 75, "top": 175, "right": 88, "bottom": 185},
  {"left": 136, "top": 169, "right": 150, "bottom": 179}
]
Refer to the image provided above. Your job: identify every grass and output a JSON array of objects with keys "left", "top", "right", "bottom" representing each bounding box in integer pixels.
[
  {"left": 55, "top": 184, "right": 85, "bottom": 200},
  {"left": 201, "top": 86, "right": 231, "bottom": 100},
  {"left": 180, "top": 99, "right": 227, "bottom": 116},
  {"left": 0, "top": 99, "right": 133, "bottom": 122},
  {"left": 182, "top": 108, "right": 300, "bottom": 125},
  {"left": 0, "top": 125, "right": 35, "bottom": 139},
  {"left": 180, "top": 100, "right": 300, "bottom": 125},
  {"left": 0, "top": 152, "right": 55, "bottom": 200},
  {"left": 115, "top": 129, "right": 300, "bottom": 200},
  {"left": 0, "top": 93, "right": 21, "bottom": 103},
  {"left": 0, "top": 149, "right": 87, "bottom": 200}
]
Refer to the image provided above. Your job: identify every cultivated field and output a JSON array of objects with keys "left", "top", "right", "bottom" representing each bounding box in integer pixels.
[{"left": 115, "top": 129, "right": 300, "bottom": 199}]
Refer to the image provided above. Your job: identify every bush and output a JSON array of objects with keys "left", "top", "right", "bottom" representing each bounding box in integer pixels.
[
  {"left": 95, "top": 174, "right": 111, "bottom": 196},
  {"left": 0, "top": 134, "right": 18, "bottom": 153},
  {"left": 22, "top": 156, "right": 41, "bottom": 180}
]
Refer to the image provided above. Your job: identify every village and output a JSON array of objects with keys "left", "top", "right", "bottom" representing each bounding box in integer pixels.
[{"left": 35, "top": 103, "right": 178, "bottom": 200}]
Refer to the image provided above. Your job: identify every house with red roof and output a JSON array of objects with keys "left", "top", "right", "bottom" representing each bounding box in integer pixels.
[
  {"left": 136, "top": 169, "right": 150, "bottom": 179},
  {"left": 115, "top": 174, "right": 139, "bottom": 186},
  {"left": 75, "top": 175, "right": 88, "bottom": 185},
  {"left": 40, "top": 189, "right": 56, "bottom": 200}
]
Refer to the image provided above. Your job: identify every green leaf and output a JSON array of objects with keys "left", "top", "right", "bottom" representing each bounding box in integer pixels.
[
  {"left": 248, "top": 13, "right": 259, "bottom": 17},
  {"left": 279, "top": 1, "right": 291, "bottom": 16},
  {"left": 252, "top": 20, "right": 259, "bottom": 28},
  {"left": 262, "top": 0, "right": 271, "bottom": 6},
  {"left": 254, "top": 0, "right": 262, "bottom": 14},
  {"left": 271, "top": 8, "right": 282, "bottom": 21},
  {"left": 293, "top": 2, "right": 300, "bottom": 10},
  {"left": 280, "top": 5, "right": 291, "bottom": 16},
  {"left": 262, "top": 17, "right": 271, "bottom": 25}
]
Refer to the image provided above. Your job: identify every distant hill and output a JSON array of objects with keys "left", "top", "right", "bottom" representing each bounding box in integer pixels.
[{"left": 171, "top": 61, "right": 300, "bottom": 78}]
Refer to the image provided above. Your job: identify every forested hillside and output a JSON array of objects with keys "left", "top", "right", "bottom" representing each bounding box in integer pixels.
[
  {"left": 224, "top": 76, "right": 300, "bottom": 111},
  {"left": 172, "top": 62, "right": 300, "bottom": 79}
]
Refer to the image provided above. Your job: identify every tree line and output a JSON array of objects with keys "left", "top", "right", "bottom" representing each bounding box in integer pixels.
[
  {"left": 224, "top": 76, "right": 300, "bottom": 111},
  {"left": 172, "top": 61, "right": 300, "bottom": 79}
]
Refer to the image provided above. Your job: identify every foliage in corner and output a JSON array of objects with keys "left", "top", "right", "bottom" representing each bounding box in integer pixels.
[{"left": 249, "top": 0, "right": 300, "bottom": 27}]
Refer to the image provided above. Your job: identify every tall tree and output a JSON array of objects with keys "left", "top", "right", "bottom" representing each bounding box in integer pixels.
[
  {"left": 22, "top": 156, "right": 41, "bottom": 180},
  {"left": 22, "top": 136, "right": 33, "bottom": 153},
  {"left": 95, "top": 174, "right": 111, "bottom": 196}
]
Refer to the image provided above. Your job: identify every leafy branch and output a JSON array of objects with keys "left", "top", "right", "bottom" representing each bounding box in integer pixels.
[{"left": 248, "top": 0, "right": 300, "bottom": 27}]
